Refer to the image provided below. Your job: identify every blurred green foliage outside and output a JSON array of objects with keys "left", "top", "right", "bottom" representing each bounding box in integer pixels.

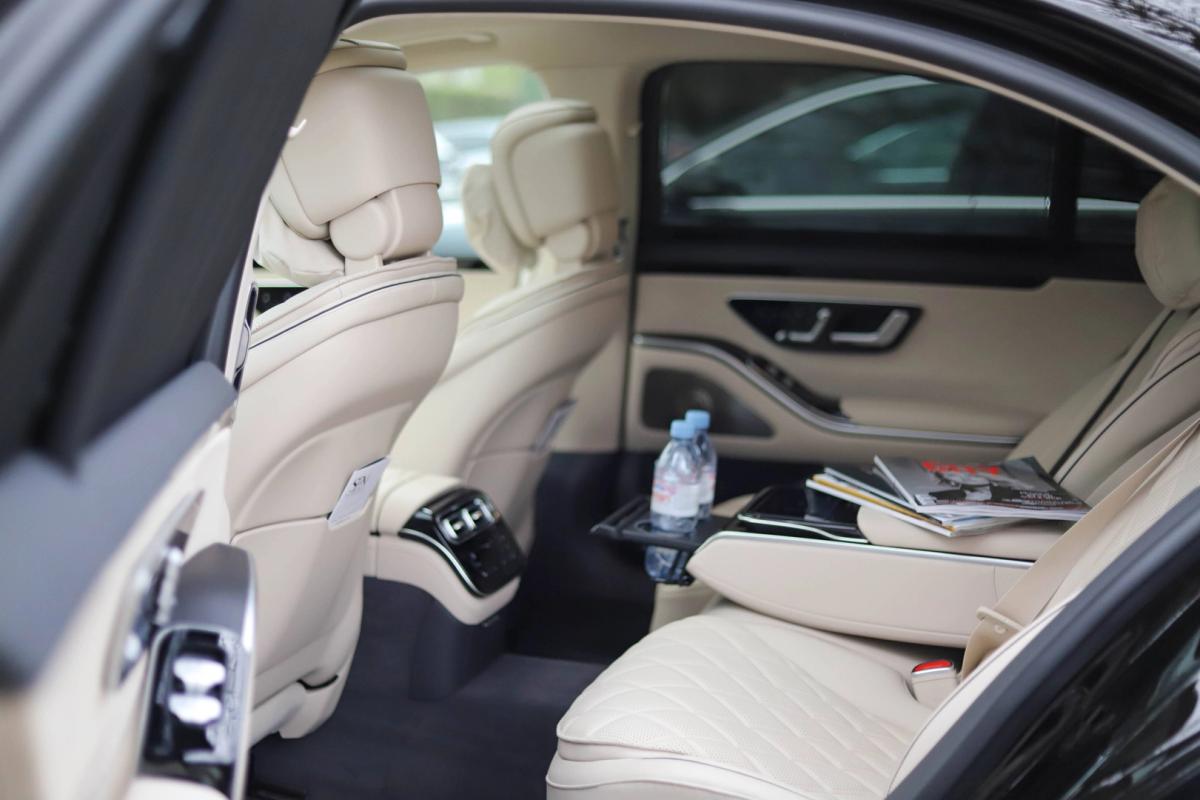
[{"left": 420, "top": 65, "right": 545, "bottom": 121}]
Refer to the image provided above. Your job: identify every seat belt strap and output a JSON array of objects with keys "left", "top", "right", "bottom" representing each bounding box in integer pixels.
[
  {"left": 1050, "top": 309, "right": 1173, "bottom": 478},
  {"left": 962, "top": 415, "right": 1200, "bottom": 676}
]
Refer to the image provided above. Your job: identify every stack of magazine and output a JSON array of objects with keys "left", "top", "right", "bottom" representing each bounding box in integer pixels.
[{"left": 806, "top": 457, "right": 1089, "bottom": 537}]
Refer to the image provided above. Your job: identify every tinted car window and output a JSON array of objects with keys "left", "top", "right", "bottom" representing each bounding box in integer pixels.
[
  {"left": 656, "top": 63, "right": 1155, "bottom": 243},
  {"left": 660, "top": 64, "right": 1055, "bottom": 236}
]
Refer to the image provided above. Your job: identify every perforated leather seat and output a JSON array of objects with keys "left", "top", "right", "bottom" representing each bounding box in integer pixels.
[
  {"left": 389, "top": 99, "right": 629, "bottom": 548},
  {"left": 550, "top": 416, "right": 1200, "bottom": 798},
  {"left": 555, "top": 605, "right": 929, "bottom": 799},
  {"left": 227, "top": 40, "right": 463, "bottom": 740}
]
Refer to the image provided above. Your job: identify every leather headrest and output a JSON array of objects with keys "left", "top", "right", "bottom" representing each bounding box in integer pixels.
[
  {"left": 317, "top": 38, "right": 408, "bottom": 74},
  {"left": 255, "top": 40, "right": 442, "bottom": 286},
  {"left": 1136, "top": 177, "right": 1200, "bottom": 310},
  {"left": 461, "top": 164, "right": 535, "bottom": 281},
  {"left": 487, "top": 99, "right": 619, "bottom": 265}
]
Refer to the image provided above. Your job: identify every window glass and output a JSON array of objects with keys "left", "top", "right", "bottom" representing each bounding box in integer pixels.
[
  {"left": 1076, "top": 135, "right": 1162, "bottom": 244},
  {"left": 659, "top": 63, "right": 1058, "bottom": 236},
  {"left": 417, "top": 66, "right": 547, "bottom": 262}
]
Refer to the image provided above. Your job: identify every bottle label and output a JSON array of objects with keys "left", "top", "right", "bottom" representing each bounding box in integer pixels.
[
  {"left": 651, "top": 477, "right": 700, "bottom": 518},
  {"left": 700, "top": 465, "right": 716, "bottom": 506}
]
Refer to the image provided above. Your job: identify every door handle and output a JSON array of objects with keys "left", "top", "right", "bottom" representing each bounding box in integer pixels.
[
  {"left": 829, "top": 309, "right": 911, "bottom": 348},
  {"left": 774, "top": 306, "right": 831, "bottom": 345}
]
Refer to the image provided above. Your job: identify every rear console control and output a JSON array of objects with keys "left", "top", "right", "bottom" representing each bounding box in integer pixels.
[{"left": 402, "top": 488, "right": 525, "bottom": 595}]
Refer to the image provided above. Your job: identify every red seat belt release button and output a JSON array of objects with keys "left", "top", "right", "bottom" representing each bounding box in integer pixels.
[{"left": 908, "top": 659, "right": 958, "bottom": 708}]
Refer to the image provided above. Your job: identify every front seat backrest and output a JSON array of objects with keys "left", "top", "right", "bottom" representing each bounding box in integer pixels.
[
  {"left": 390, "top": 99, "right": 629, "bottom": 548},
  {"left": 227, "top": 40, "right": 463, "bottom": 740}
]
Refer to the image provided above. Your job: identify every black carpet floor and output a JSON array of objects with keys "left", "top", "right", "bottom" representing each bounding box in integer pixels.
[{"left": 251, "top": 644, "right": 603, "bottom": 800}]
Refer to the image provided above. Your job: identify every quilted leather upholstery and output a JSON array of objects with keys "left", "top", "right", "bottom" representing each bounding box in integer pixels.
[
  {"left": 552, "top": 421, "right": 1200, "bottom": 798},
  {"left": 553, "top": 609, "right": 931, "bottom": 799}
]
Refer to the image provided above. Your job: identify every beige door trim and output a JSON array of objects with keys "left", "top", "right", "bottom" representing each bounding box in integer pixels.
[{"left": 635, "top": 334, "right": 1021, "bottom": 446}]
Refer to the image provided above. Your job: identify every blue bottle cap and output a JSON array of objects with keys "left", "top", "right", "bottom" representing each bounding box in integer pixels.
[
  {"left": 669, "top": 420, "right": 695, "bottom": 439},
  {"left": 685, "top": 409, "right": 711, "bottom": 430}
]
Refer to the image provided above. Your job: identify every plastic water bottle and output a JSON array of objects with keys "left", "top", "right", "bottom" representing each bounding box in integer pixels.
[
  {"left": 686, "top": 409, "right": 718, "bottom": 518},
  {"left": 646, "top": 420, "right": 702, "bottom": 580}
]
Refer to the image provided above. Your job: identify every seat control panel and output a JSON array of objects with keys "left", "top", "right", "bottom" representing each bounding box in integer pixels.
[{"left": 402, "top": 489, "right": 525, "bottom": 596}]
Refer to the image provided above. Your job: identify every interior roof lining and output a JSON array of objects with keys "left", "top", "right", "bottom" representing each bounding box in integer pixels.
[
  {"left": 350, "top": 13, "right": 902, "bottom": 72},
  {"left": 344, "top": 8, "right": 1200, "bottom": 197}
]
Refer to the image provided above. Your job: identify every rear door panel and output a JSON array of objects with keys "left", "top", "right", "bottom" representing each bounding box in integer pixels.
[
  {"left": 0, "top": 1, "right": 344, "bottom": 798},
  {"left": 628, "top": 274, "right": 1159, "bottom": 463},
  {"left": 629, "top": 62, "right": 1163, "bottom": 465},
  {"left": 0, "top": 408, "right": 243, "bottom": 800}
]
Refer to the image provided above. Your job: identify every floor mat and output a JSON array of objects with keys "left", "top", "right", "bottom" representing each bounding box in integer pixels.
[
  {"left": 251, "top": 650, "right": 603, "bottom": 800},
  {"left": 509, "top": 453, "right": 655, "bottom": 663}
]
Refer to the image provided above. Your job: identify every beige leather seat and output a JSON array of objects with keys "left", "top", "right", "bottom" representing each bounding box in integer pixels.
[
  {"left": 1016, "top": 179, "right": 1200, "bottom": 490},
  {"left": 555, "top": 178, "right": 1200, "bottom": 795},
  {"left": 549, "top": 416, "right": 1200, "bottom": 798},
  {"left": 860, "top": 176, "right": 1200, "bottom": 555},
  {"left": 227, "top": 41, "right": 463, "bottom": 740},
  {"left": 390, "top": 99, "right": 629, "bottom": 548},
  {"left": 706, "top": 177, "right": 1200, "bottom": 557},
  {"left": 654, "top": 178, "right": 1200, "bottom": 630}
]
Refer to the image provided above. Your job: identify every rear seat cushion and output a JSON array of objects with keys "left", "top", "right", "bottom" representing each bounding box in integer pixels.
[{"left": 550, "top": 606, "right": 936, "bottom": 799}]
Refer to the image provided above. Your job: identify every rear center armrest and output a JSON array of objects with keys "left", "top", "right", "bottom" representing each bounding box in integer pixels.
[
  {"left": 687, "top": 529, "right": 1033, "bottom": 647},
  {"left": 856, "top": 507, "right": 1065, "bottom": 561}
]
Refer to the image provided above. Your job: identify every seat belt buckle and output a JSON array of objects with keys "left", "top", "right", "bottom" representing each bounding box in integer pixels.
[{"left": 908, "top": 659, "right": 958, "bottom": 708}]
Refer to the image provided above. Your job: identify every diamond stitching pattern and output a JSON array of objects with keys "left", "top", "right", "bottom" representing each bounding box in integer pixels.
[
  {"left": 554, "top": 424, "right": 1200, "bottom": 799},
  {"left": 558, "top": 616, "right": 921, "bottom": 799}
]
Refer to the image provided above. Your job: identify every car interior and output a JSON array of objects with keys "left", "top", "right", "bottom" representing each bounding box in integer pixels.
[{"left": 5, "top": 4, "right": 1200, "bottom": 800}]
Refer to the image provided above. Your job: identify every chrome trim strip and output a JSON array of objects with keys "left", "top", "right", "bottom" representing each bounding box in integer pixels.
[
  {"left": 399, "top": 527, "right": 485, "bottom": 597},
  {"left": 729, "top": 292, "right": 916, "bottom": 308},
  {"left": 828, "top": 308, "right": 910, "bottom": 348},
  {"left": 634, "top": 333, "right": 1021, "bottom": 446},
  {"left": 698, "top": 530, "right": 1034, "bottom": 568},
  {"left": 686, "top": 194, "right": 1138, "bottom": 214}
]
